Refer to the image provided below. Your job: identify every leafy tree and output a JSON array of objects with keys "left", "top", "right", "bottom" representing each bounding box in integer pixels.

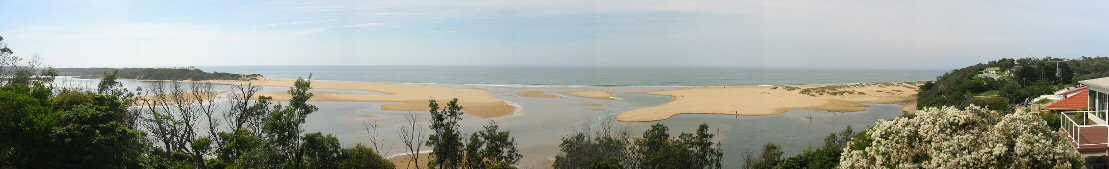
[
  {"left": 464, "top": 121, "right": 524, "bottom": 169},
  {"left": 1, "top": 37, "right": 147, "bottom": 168},
  {"left": 340, "top": 144, "right": 396, "bottom": 169},
  {"left": 764, "top": 126, "right": 857, "bottom": 169},
  {"left": 555, "top": 122, "right": 721, "bottom": 169},
  {"left": 426, "top": 98, "right": 466, "bottom": 169},
  {"left": 0, "top": 33, "right": 399, "bottom": 168},
  {"left": 302, "top": 132, "right": 344, "bottom": 169},
  {"left": 744, "top": 144, "right": 782, "bottom": 169},
  {"left": 553, "top": 120, "right": 634, "bottom": 169}
]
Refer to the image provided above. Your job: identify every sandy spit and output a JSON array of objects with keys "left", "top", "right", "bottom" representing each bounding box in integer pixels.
[
  {"left": 210, "top": 78, "right": 517, "bottom": 118},
  {"left": 616, "top": 83, "right": 921, "bottom": 122}
]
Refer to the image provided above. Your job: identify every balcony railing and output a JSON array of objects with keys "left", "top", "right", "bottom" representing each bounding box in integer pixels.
[{"left": 1060, "top": 110, "right": 1109, "bottom": 147}]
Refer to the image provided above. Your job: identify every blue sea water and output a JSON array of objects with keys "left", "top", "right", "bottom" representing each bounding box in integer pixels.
[{"left": 201, "top": 66, "right": 945, "bottom": 86}]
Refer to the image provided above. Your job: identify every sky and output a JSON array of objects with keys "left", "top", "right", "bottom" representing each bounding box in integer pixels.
[{"left": 1, "top": 0, "right": 1107, "bottom": 69}]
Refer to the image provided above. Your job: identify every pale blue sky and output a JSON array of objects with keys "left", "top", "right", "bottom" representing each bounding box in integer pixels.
[{"left": 1, "top": 0, "right": 1107, "bottom": 69}]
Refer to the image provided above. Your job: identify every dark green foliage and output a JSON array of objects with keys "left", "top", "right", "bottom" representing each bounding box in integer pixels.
[
  {"left": 636, "top": 123, "right": 676, "bottom": 168},
  {"left": 427, "top": 98, "right": 467, "bottom": 168},
  {"left": 554, "top": 122, "right": 722, "bottom": 169},
  {"left": 302, "top": 132, "right": 344, "bottom": 169},
  {"left": 426, "top": 98, "right": 525, "bottom": 169},
  {"left": 1068, "top": 57, "right": 1109, "bottom": 81},
  {"left": 751, "top": 126, "right": 858, "bottom": 169},
  {"left": 553, "top": 121, "right": 634, "bottom": 169},
  {"left": 745, "top": 144, "right": 783, "bottom": 169},
  {"left": 56, "top": 67, "right": 262, "bottom": 80},
  {"left": 1, "top": 71, "right": 146, "bottom": 168},
  {"left": 3, "top": 34, "right": 396, "bottom": 169},
  {"left": 340, "top": 144, "right": 397, "bottom": 169},
  {"left": 916, "top": 57, "right": 1109, "bottom": 112},
  {"left": 1042, "top": 112, "right": 1063, "bottom": 130},
  {"left": 463, "top": 121, "right": 524, "bottom": 169}
]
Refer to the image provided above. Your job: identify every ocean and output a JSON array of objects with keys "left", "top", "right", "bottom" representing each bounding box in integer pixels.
[{"left": 200, "top": 66, "right": 946, "bottom": 86}]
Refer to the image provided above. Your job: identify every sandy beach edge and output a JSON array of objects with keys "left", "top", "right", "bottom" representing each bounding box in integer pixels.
[{"left": 615, "top": 82, "right": 922, "bottom": 122}]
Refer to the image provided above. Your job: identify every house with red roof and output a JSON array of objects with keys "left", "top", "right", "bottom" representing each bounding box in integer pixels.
[
  {"left": 1046, "top": 86, "right": 1089, "bottom": 111},
  {"left": 1060, "top": 77, "right": 1109, "bottom": 153}
]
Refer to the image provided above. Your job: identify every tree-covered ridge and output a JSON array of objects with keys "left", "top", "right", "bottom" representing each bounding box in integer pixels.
[
  {"left": 56, "top": 67, "right": 262, "bottom": 81},
  {"left": 917, "top": 57, "right": 1109, "bottom": 111}
]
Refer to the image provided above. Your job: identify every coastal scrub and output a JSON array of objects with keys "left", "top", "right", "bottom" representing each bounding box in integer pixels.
[{"left": 839, "top": 106, "right": 1081, "bottom": 168}]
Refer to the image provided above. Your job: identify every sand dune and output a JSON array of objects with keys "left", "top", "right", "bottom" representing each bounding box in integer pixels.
[
  {"left": 210, "top": 78, "right": 517, "bottom": 118},
  {"left": 617, "top": 82, "right": 921, "bottom": 122},
  {"left": 565, "top": 90, "right": 614, "bottom": 100},
  {"left": 516, "top": 90, "right": 563, "bottom": 98}
]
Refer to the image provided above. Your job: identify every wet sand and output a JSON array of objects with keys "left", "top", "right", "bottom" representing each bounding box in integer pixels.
[
  {"left": 565, "top": 90, "right": 614, "bottom": 100},
  {"left": 388, "top": 153, "right": 430, "bottom": 169},
  {"left": 516, "top": 90, "right": 563, "bottom": 98}
]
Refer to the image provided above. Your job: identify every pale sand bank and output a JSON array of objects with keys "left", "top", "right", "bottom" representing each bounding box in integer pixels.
[
  {"left": 565, "top": 90, "right": 614, "bottom": 100},
  {"left": 516, "top": 90, "right": 563, "bottom": 98},
  {"left": 210, "top": 78, "right": 517, "bottom": 118},
  {"left": 388, "top": 153, "right": 430, "bottom": 169},
  {"left": 617, "top": 82, "right": 921, "bottom": 122}
]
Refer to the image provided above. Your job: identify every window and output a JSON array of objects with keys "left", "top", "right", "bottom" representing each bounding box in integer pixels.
[
  {"left": 1101, "top": 91, "right": 1109, "bottom": 112},
  {"left": 1092, "top": 90, "right": 1099, "bottom": 111}
]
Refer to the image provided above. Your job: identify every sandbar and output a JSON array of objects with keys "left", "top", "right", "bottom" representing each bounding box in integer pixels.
[
  {"left": 617, "top": 82, "right": 921, "bottom": 122},
  {"left": 565, "top": 90, "right": 614, "bottom": 100},
  {"left": 210, "top": 78, "right": 517, "bottom": 118},
  {"left": 516, "top": 90, "right": 563, "bottom": 98}
]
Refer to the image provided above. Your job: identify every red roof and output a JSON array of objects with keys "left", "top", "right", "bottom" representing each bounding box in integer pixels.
[
  {"left": 1047, "top": 88, "right": 1089, "bottom": 110},
  {"left": 1060, "top": 86, "right": 1089, "bottom": 95}
]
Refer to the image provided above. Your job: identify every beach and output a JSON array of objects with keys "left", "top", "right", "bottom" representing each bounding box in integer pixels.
[
  {"left": 616, "top": 82, "right": 921, "bottom": 122},
  {"left": 209, "top": 78, "right": 518, "bottom": 118}
]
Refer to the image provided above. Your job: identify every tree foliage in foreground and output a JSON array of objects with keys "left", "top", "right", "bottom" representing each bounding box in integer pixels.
[
  {"left": 0, "top": 34, "right": 394, "bottom": 168},
  {"left": 425, "top": 98, "right": 523, "bottom": 169},
  {"left": 553, "top": 121, "right": 723, "bottom": 169},
  {"left": 1, "top": 35, "right": 146, "bottom": 168},
  {"left": 840, "top": 106, "right": 1081, "bottom": 168},
  {"left": 744, "top": 126, "right": 859, "bottom": 169}
]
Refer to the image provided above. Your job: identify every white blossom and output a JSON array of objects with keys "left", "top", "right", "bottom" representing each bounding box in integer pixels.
[{"left": 839, "top": 106, "right": 1080, "bottom": 168}]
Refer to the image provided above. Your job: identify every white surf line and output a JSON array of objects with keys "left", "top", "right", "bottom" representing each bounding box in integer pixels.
[{"left": 387, "top": 150, "right": 434, "bottom": 159}]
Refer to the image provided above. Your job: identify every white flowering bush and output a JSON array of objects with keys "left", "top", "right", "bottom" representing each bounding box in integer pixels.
[{"left": 839, "top": 105, "right": 1081, "bottom": 168}]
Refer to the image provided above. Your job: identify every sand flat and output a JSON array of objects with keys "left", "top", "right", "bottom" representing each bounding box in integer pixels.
[
  {"left": 210, "top": 78, "right": 517, "bottom": 118},
  {"left": 516, "top": 90, "right": 563, "bottom": 98},
  {"left": 388, "top": 153, "right": 430, "bottom": 169},
  {"left": 617, "top": 83, "right": 920, "bottom": 122},
  {"left": 565, "top": 90, "right": 614, "bottom": 100}
]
